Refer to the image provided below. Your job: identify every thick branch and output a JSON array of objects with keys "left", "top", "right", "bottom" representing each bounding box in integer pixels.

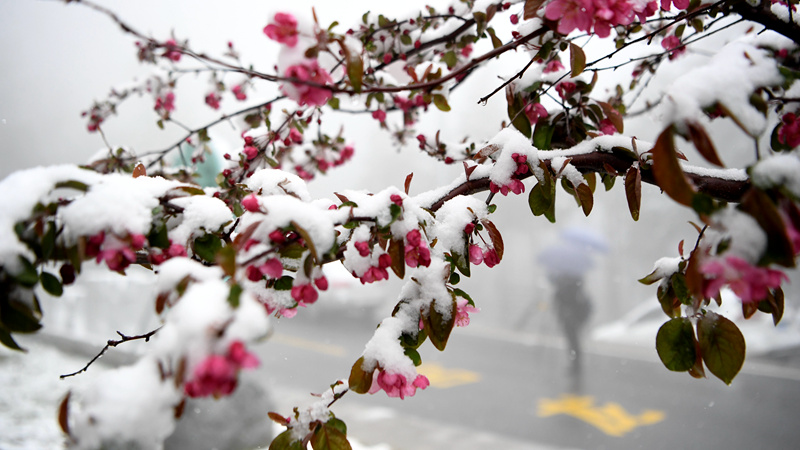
[
  {"left": 731, "top": 0, "right": 800, "bottom": 45},
  {"left": 429, "top": 149, "right": 750, "bottom": 211}
]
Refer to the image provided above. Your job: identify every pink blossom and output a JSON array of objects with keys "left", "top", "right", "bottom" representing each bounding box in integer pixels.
[
  {"left": 295, "top": 165, "right": 314, "bottom": 181},
  {"left": 543, "top": 59, "right": 565, "bottom": 73},
  {"left": 661, "top": 35, "right": 686, "bottom": 59},
  {"left": 226, "top": 341, "right": 259, "bottom": 369},
  {"left": 354, "top": 241, "right": 371, "bottom": 257},
  {"left": 510, "top": 14, "right": 519, "bottom": 25},
  {"left": 661, "top": 0, "right": 690, "bottom": 11},
  {"left": 246, "top": 265, "right": 263, "bottom": 282},
  {"left": 269, "top": 230, "right": 286, "bottom": 243},
  {"left": 184, "top": 341, "right": 259, "bottom": 398},
  {"left": 243, "top": 145, "right": 258, "bottom": 160},
  {"left": 314, "top": 276, "right": 329, "bottom": 291},
  {"left": 599, "top": 118, "right": 617, "bottom": 135},
  {"left": 154, "top": 92, "right": 175, "bottom": 115},
  {"left": 242, "top": 194, "right": 260, "bottom": 212},
  {"left": 524, "top": 103, "right": 549, "bottom": 125},
  {"left": 700, "top": 256, "right": 788, "bottom": 303},
  {"left": 483, "top": 248, "right": 500, "bottom": 268},
  {"left": 291, "top": 283, "right": 319, "bottom": 305},
  {"left": 372, "top": 109, "right": 387, "bottom": 123},
  {"left": 556, "top": 81, "right": 577, "bottom": 100},
  {"left": 184, "top": 355, "right": 237, "bottom": 398},
  {"left": 455, "top": 297, "right": 479, "bottom": 327},
  {"left": 336, "top": 145, "right": 355, "bottom": 165},
  {"left": 592, "top": 0, "right": 634, "bottom": 38},
  {"left": 633, "top": 1, "right": 658, "bottom": 22},
  {"left": 469, "top": 244, "right": 484, "bottom": 265},
  {"left": 205, "top": 92, "right": 221, "bottom": 110},
  {"left": 288, "top": 128, "right": 303, "bottom": 144},
  {"left": 369, "top": 369, "right": 430, "bottom": 399},
  {"left": 162, "top": 39, "right": 182, "bottom": 62},
  {"left": 778, "top": 113, "right": 800, "bottom": 148},
  {"left": 545, "top": 0, "right": 595, "bottom": 35},
  {"left": 263, "top": 12, "right": 299, "bottom": 47},
  {"left": 460, "top": 44, "right": 473, "bottom": 58},
  {"left": 284, "top": 60, "right": 333, "bottom": 107},
  {"left": 232, "top": 84, "right": 247, "bottom": 101},
  {"left": 390, "top": 194, "right": 403, "bottom": 206},
  {"left": 404, "top": 231, "right": 432, "bottom": 269},
  {"left": 260, "top": 258, "right": 283, "bottom": 279}
]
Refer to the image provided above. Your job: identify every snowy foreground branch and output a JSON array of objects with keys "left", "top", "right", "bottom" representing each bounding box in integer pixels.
[{"left": 4, "top": 0, "right": 800, "bottom": 448}]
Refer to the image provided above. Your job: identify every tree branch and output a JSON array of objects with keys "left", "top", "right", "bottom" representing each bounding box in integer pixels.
[
  {"left": 429, "top": 147, "right": 749, "bottom": 212},
  {"left": 59, "top": 328, "right": 161, "bottom": 379}
]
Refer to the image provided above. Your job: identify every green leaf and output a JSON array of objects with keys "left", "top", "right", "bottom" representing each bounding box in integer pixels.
[
  {"left": 54, "top": 180, "right": 89, "bottom": 192},
  {"left": 452, "top": 251, "right": 471, "bottom": 277},
  {"left": 508, "top": 94, "right": 531, "bottom": 138},
  {"left": 532, "top": 121, "right": 554, "bottom": 150},
  {"left": 215, "top": 245, "right": 237, "bottom": 278},
  {"left": 15, "top": 256, "right": 39, "bottom": 288},
  {"left": 346, "top": 54, "right": 364, "bottom": 94},
  {"left": 404, "top": 347, "right": 422, "bottom": 366},
  {"left": 569, "top": 42, "right": 586, "bottom": 78},
  {"left": 274, "top": 276, "right": 294, "bottom": 291},
  {"left": 442, "top": 51, "right": 458, "bottom": 69},
  {"left": 148, "top": 224, "right": 170, "bottom": 249},
  {"left": 0, "top": 294, "right": 42, "bottom": 333},
  {"left": 348, "top": 357, "right": 374, "bottom": 394},
  {"left": 227, "top": 284, "right": 242, "bottom": 308},
  {"left": 311, "top": 421, "right": 352, "bottom": 450},
  {"left": 424, "top": 298, "right": 456, "bottom": 351},
  {"left": 41, "top": 223, "right": 56, "bottom": 260},
  {"left": 656, "top": 317, "right": 697, "bottom": 372},
  {"left": 697, "top": 312, "right": 746, "bottom": 385},
  {"left": 0, "top": 327, "right": 25, "bottom": 351},
  {"left": 40, "top": 271, "right": 63, "bottom": 297},
  {"left": 433, "top": 94, "right": 451, "bottom": 112},
  {"left": 269, "top": 429, "right": 305, "bottom": 450},
  {"left": 193, "top": 234, "right": 223, "bottom": 263},
  {"left": 487, "top": 27, "right": 502, "bottom": 49},
  {"left": 528, "top": 181, "right": 556, "bottom": 223}
]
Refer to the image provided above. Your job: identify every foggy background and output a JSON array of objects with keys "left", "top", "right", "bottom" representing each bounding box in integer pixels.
[{"left": 4, "top": 1, "right": 800, "bottom": 449}]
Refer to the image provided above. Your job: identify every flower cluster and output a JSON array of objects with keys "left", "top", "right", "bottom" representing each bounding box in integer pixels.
[
  {"left": 524, "top": 103, "right": 548, "bottom": 125},
  {"left": 368, "top": 368, "right": 430, "bottom": 399},
  {"left": 283, "top": 60, "right": 333, "bottom": 107},
  {"left": 778, "top": 112, "right": 800, "bottom": 148},
  {"left": 184, "top": 341, "right": 260, "bottom": 398},
  {"left": 404, "top": 229, "right": 432, "bottom": 268},
  {"left": 149, "top": 242, "right": 188, "bottom": 265},
  {"left": 465, "top": 223, "right": 501, "bottom": 268},
  {"left": 85, "top": 231, "right": 146, "bottom": 272},
  {"left": 489, "top": 153, "right": 528, "bottom": 196},
  {"left": 291, "top": 276, "right": 329, "bottom": 306},
  {"left": 154, "top": 91, "right": 175, "bottom": 118},
  {"left": 455, "top": 297, "right": 479, "bottom": 327},
  {"left": 263, "top": 12, "right": 299, "bottom": 47},
  {"left": 700, "top": 255, "right": 788, "bottom": 303},
  {"left": 544, "top": 0, "right": 663, "bottom": 38}
]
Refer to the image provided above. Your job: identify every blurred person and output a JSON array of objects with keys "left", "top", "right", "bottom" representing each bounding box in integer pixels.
[{"left": 537, "top": 227, "right": 608, "bottom": 389}]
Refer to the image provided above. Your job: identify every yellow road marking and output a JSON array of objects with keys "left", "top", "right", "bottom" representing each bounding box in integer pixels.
[
  {"left": 271, "top": 333, "right": 347, "bottom": 357},
  {"left": 418, "top": 362, "right": 482, "bottom": 388},
  {"left": 538, "top": 394, "right": 665, "bottom": 437}
]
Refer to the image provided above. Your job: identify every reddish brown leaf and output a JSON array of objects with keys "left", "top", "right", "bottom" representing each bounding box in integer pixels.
[
  {"left": 132, "top": 163, "right": 146, "bottom": 178},
  {"left": 463, "top": 162, "right": 478, "bottom": 180},
  {"left": 174, "top": 398, "right": 186, "bottom": 419},
  {"left": 388, "top": 238, "right": 406, "bottom": 279},
  {"left": 58, "top": 392, "right": 71, "bottom": 436},
  {"left": 685, "top": 250, "right": 705, "bottom": 300},
  {"left": 291, "top": 221, "right": 318, "bottom": 263},
  {"left": 268, "top": 412, "right": 291, "bottom": 426},
  {"left": 334, "top": 193, "right": 350, "bottom": 204},
  {"left": 576, "top": 183, "right": 593, "bottom": 216},
  {"left": 404, "top": 173, "right": 413, "bottom": 194},
  {"left": 740, "top": 189, "right": 796, "bottom": 268},
  {"left": 481, "top": 219, "right": 504, "bottom": 260},
  {"left": 624, "top": 166, "right": 641, "bottom": 221},
  {"left": 742, "top": 300, "right": 759, "bottom": 319},
  {"left": 598, "top": 101, "right": 624, "bottom": 134},
  {"left": 686, "top": 121, "right": 724, "bottom": 167},
  {"left": 651, "top": 127, "right": 696, "bottom": 207},
  {"left": 524, "top": 0, "right": 547, "bottom": 19}
]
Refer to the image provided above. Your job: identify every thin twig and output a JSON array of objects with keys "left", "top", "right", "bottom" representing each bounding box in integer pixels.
[{"left": 60, "top": 327, "right": 162, "bottom": 379}]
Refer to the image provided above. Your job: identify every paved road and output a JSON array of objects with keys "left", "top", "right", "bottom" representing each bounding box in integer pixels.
[{"left": 255, "top": 313, "right": 800, "bottom": 450}]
